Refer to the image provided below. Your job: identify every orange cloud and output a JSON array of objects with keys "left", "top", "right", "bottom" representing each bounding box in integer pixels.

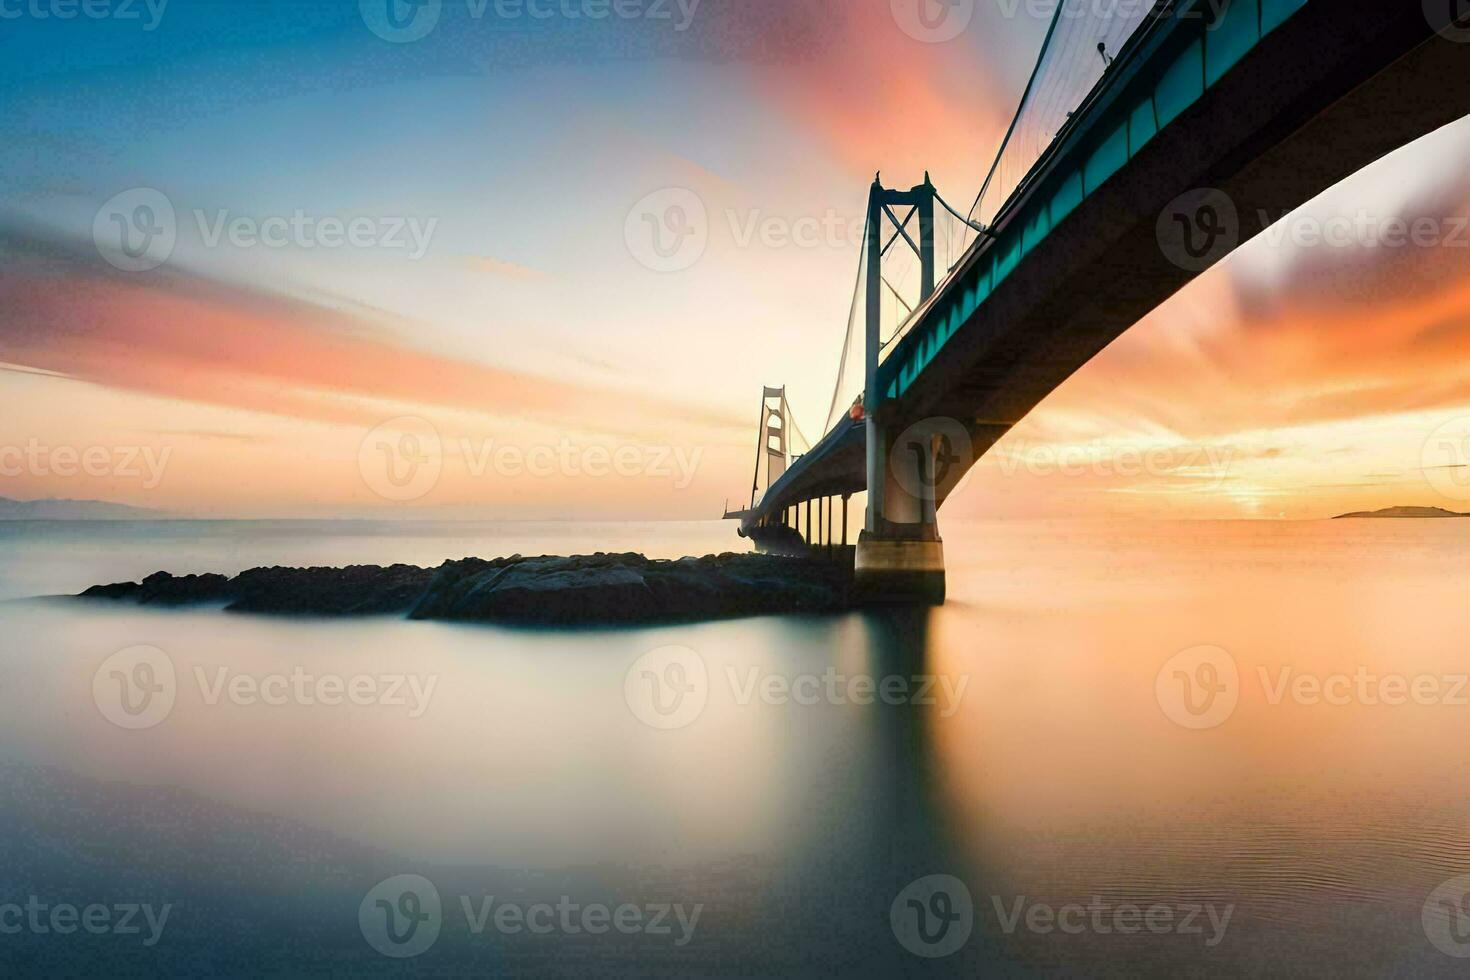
[{"left": 0, "top": 223, "right": 743, "bottom": 442}]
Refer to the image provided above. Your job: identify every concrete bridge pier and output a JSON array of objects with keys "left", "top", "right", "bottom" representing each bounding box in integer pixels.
[
  {"left": 854, "top": 529, "right": 945, "bottom": 605},
  {"left": 855, "top": 420, "right": 945, "bottom": 605}
]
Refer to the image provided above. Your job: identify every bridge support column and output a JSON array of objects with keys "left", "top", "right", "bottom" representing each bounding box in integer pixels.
[{"left": 854, "top": 423, "right": 945, "bottom": 604}]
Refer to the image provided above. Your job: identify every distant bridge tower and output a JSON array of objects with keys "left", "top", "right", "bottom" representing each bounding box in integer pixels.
[
  {"left": 856, "top": 173, "right": 946, "bottom": 603},
  {"left": 724, "top": 386, "right": 804, "bottom": 540},
  {"left": 751, "top": 386, "right": 790, "bottom": 508}
]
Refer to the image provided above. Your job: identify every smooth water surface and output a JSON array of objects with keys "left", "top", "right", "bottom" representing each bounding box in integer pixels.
[{"left": 2, "top": 518, "right": 1469, "bottom": 976}]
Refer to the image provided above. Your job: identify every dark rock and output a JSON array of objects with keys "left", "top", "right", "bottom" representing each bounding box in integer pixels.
[
  {"left": 80, "top": 580, "right": 142, "bottom": 600},
  {"left": 408, "top": 552, "right": 851, "bottom": 625},
  {"left": 77, "top": 552, "right": 853, "bottom": 625},
  {"left": 228, "top": 564, "right": 434, "bottom": 615},
  {"left": 137, "top": 571, "right": 232, "bottom": 605},
  {"left": 82, "top": 572, "right": 231, "bottom": 605},
  {"left": 406, "top": 555, "right": 525, "bottom": 620}
]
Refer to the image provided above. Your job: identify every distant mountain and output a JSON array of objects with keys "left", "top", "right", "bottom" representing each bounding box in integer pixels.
[
  {"left": 0, "top": 496, "right": 166, "bottom": 520},
  {"left": 1334, "top": 506, "right": 1470, "bottom": 519}
]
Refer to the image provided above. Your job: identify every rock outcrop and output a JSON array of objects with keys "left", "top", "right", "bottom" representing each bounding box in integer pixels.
[{"left": 80, "top": 552, "right": 852, "bottom": 625}]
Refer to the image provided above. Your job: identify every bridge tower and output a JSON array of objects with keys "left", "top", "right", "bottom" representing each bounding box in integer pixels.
[
  {"left": 856, "top": 173, "right": 946, "bottom": 604},
  {"left": 751, "top": 386, "right": 789, "bottom": 509}
]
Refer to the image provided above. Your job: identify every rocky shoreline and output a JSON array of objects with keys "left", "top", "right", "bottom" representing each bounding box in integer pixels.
[{"left": 78, "top": 552, "right": 854, "bottom": 626}]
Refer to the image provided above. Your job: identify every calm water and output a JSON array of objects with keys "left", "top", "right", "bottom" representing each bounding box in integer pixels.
[{"left": 2, "top": 517, "right": 1470, "bottom": 976}]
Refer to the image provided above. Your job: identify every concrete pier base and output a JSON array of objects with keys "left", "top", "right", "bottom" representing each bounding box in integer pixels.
[{"left": 853, "top": 531, "right": 945, "bottom": 605}]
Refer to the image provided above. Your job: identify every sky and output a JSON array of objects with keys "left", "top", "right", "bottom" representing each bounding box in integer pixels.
[{"left": 2, "top": 0, "right": 1470, "bottom": 521}]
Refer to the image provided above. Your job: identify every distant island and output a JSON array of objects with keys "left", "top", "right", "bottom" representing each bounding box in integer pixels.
[
  {"left": 1333, "top": 506, "right": 1470, "bottom": 519},
  {"left": 0, "top": 496, "right": 165, "bottom": 520}
]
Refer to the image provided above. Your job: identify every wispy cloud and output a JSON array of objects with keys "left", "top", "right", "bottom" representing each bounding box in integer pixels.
[{"left": 0, "top": 217, "right": 744, "bottom": 441}]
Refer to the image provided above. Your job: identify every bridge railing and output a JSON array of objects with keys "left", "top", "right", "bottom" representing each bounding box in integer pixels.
[{"left": 966, "top": 0, "right": 1156, "bottom": 242}]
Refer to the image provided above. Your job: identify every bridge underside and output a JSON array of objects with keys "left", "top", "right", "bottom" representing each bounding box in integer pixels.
[
  {"left": 903, "top": 1, "right": 1470, "bottom": 508},
  {"left": 744, "top": 1, "right": 1470, "bottom": 546}
]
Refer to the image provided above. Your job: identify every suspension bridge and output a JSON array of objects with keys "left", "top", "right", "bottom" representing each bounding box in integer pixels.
[{"left": 725, "top": 0, "right": 1470, "bottom": 602}]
